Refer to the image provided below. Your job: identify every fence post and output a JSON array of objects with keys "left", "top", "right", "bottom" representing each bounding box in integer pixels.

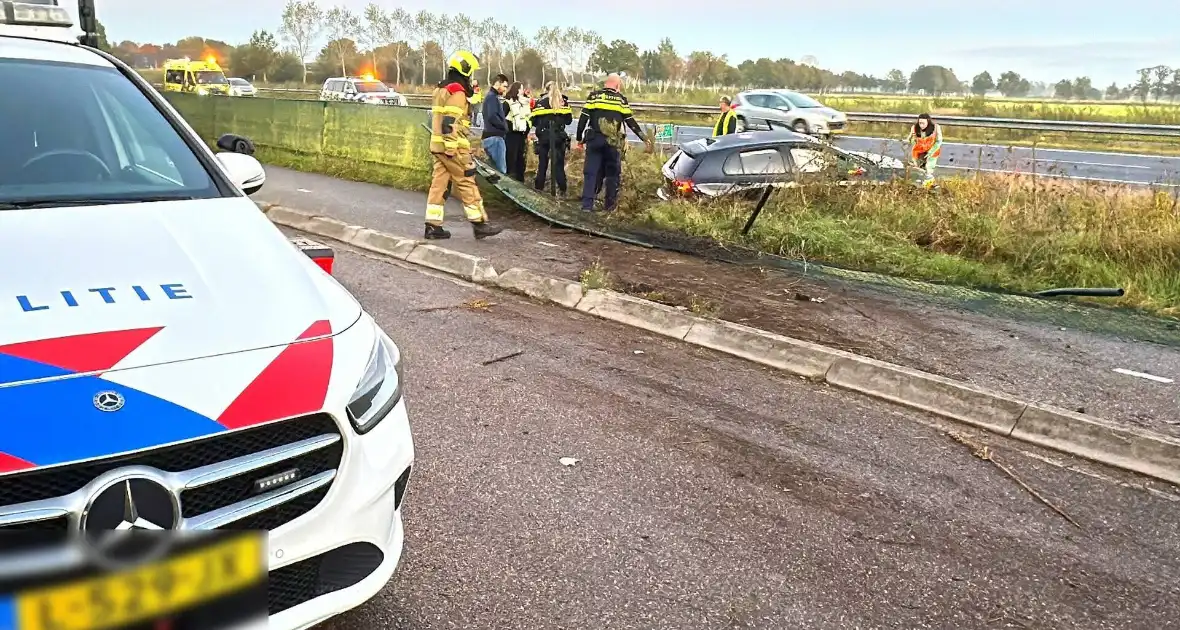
[
  {"left": 741, "top": 186, "right": 774, "bottom": 235},
  {"left": 318, "top": 100, "right": 328, "bottom": 156}
]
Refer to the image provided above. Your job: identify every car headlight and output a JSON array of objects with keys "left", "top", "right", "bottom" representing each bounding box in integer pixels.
[{"left": 346, "top": 330, "right": 404, "bottom": 434}]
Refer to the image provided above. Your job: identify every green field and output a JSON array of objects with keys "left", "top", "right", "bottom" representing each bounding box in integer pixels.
[{"left": 164, "top": 93, "right": 1180, "bottom": 317}]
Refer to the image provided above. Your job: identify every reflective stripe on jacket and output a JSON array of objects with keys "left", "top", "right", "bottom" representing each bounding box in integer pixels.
[
  {"left": 430, "top": 83, "right": 472, "bottom": 154},
  {"left": 911, "top": 124, "right": 943, "bottom": 159}
]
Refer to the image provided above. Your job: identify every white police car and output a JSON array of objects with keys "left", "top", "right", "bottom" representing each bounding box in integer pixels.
[
  {"left": 320, "top": 75, "right": 409, "bottom": 106},
  {"left": 0, "top": 3, "right": 414, "bottom": 628}
]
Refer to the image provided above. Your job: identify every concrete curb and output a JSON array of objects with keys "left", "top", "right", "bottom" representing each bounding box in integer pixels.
[
  {"left": 826, "top": 356, "right": 1028, "bottom": 436},
  {"left": 263, "top": 204, "right": 1180, "bottom": 487},
  {"left": 576, "top": 289, "right": 699, "bottom": 339},
  {"left": 495, "top": 268, "right": 584, "bottom": 308}
]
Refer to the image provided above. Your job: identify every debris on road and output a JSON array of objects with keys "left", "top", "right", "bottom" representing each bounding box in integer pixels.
[
  {"left": 792, "top": 291, "right": 825, "bottom": 303},
  {"left": 482, "top": 350, "right": 524, "bottom": 366},
  {"left": 1113, "top": 368, "right": 1174, "bottom": 384},
  {"left": 296, "top": 188, "right": 312, "bottom": 193},
  {"left": 559, "top": 457, "right": 580, "bottom": 467},
  {"left": 463, "top": 298, "right": 494, "bottom": 311},
  {"left": 949, "top": 432, "right": 1082, "bottom": 529},
  {"left": 633, "top": 350, "right": 645, "bottom": 355},
  {"left": 395, "top": 210, "right": 415, "bottom": 216},
  {"left": 537, "top": 241, "right": 559, "bottom": 248},
  {"left": 415, "top": 298, "right": 496, "bottom": 314}
]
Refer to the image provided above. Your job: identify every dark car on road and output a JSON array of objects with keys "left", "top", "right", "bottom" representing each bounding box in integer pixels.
[{"left": 657, "top": 130, "right": 928, "bottom": 200}]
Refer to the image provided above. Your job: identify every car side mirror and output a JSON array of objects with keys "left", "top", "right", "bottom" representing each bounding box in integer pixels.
[
  {"left": 216, "top": 133, "right": 255, "bottom": 156},
  {"left": 216, "top": 152, "right": 265, "bottom": 195}
]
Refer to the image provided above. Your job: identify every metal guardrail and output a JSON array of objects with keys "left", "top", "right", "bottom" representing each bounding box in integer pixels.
[{"left": 225, "top": 87, "right": 1180, "bottom": 138}]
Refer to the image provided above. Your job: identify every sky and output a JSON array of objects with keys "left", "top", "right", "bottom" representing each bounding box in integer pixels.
[{"left": 97, "top": 0, "right": 1179, "bottom": 86}]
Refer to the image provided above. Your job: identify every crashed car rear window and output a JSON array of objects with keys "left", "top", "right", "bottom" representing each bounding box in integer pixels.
[{"left": 670, "top": 153, "right": 700, "bottom": 179}]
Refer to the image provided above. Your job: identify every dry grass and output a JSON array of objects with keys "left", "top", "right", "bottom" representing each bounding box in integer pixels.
[{"left": 614, "top": 161, "right": 1180, "bottom": 315}]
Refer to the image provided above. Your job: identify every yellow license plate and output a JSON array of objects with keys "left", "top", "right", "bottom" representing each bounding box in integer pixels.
[{"left": 16, "top": 534, "right": 264, "bottom": 630}]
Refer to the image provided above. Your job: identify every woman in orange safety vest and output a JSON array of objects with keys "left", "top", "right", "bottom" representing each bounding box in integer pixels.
[{"left": 905, "top": 113, "right": 942, "bottom": 181}]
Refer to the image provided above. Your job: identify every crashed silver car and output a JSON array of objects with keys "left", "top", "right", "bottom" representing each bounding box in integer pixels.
[{"left": 657, "top": 130, "right": 927, "bottom": 200}]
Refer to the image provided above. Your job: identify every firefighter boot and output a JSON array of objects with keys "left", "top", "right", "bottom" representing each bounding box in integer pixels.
[
  {"left": 471, "top": 221, "right": 503, "bottom": 240},
  {"left": 425, "top": 224, "right": 451, "bottom": 240}
]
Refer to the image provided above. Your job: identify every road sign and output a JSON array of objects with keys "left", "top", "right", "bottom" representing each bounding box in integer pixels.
[{"left": 654, "top": 124, "right": 675, "bottom": 141}]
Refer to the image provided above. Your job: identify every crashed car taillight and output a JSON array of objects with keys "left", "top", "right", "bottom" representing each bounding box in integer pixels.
[{"left": 672, "top": 178, "right": 695, "bottom": 198}]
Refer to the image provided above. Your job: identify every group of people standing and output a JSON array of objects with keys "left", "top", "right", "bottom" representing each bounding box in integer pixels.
[
  {"left": 476, "top": 74, "right": 575, "bottom": 196},
  {"left": 475, "top": 70, "right": 647, "bottom": 212}
]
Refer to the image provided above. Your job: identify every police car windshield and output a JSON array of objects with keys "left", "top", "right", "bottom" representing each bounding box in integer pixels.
[
  {"left": 0, "top": 57, "right": 220, "bottom": 207},
  {"left": 354, "top": 81, "right": 388, "bottom": 93},
  {"left": 195, "top": 71, "right": 227, "bottom": 85}
]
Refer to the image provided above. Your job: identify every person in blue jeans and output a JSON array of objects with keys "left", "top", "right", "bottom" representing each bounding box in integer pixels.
[{"left": 480, "top": 74, "right": 510, "bottom": 172}]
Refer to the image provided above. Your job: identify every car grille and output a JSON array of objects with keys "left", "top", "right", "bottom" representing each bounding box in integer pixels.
[{"left": 0, "top": 413, "right": 343, "bottom": 537}]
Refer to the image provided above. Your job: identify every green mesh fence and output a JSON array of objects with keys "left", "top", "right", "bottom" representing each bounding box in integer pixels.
[
  {"left": 161, "top": 95, "right": 1180, "bottom": 346},
  {"left": 162, "top": 94, "right": 426, "bottom": 170}
]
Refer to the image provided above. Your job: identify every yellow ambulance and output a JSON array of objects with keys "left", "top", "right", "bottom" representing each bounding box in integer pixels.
[{"left": 162, "top": 57, "right": 230, "bottom": 96}]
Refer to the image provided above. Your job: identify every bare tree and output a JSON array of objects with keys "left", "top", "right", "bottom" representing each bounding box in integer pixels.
[
  {"left": 360, "top": 3, "right": 387, "bottom": 75},
  {"left": 324, "top": 6, "right": 360, "bottom": 76},
  {"left": 433, "top": 15, "right": 460, "bottom": 80},
  {"left": 565, "top": 27, "right": 600, "bottom": 85},
  {"left": 477, "top": 17, "right": 500, "bottom": 83},
  {"left": 535, "top": 26, "right": 561, "bottom": 86},
  {"left": 503, "top": 26, "right": 526, "bottom": 81},
  {"left": 413, "top": 10, "right": 434, "bottom": 85},
  {"left": 387, "top": 8, "right": 409, "bottom": 85},
  {"left": 279, "top": 0, "right": 324, "bottom": 83}
]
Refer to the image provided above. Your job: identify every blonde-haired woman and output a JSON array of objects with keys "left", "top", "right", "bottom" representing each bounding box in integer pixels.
[{"left": 530, "top": 81, "right": 573, "bottom": 196}]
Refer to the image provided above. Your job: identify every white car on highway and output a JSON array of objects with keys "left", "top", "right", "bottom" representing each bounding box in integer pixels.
[
  {"left": 0, "top": 9, "right": 413, "bottom": 630},
  {"left": 320, "top": 75, "right": 409, "bottom": 106},
  {"left": 732, "top": 89, "right": 849, "bottom": 138},
  {"left": 228, "top": 76, "right": 257, "bottom": 97}
]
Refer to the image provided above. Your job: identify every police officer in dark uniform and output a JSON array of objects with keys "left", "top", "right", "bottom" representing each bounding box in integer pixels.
[
  {"left": 530, "top": 81, "right": 573, "bottom": 196},
  {"left": 575, "top": 72, "right": 648, "bottom": 212}
]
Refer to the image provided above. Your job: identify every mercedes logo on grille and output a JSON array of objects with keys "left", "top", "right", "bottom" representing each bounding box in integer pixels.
[
  {"left": 79, "top": 473, "right": 182, "bottom": 570},
  {"left": 93, "top": 390, "right": 125, "bottom": 412}
]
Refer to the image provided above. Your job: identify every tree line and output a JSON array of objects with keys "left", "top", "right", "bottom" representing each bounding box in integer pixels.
[{"left": 100, "top": 1, "right": 1180, "bottom": 101}]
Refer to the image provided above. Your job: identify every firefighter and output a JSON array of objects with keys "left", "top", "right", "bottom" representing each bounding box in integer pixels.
[
  {"left": 575, "top": 72, "right": 650, "bottom": 212},
  {"left": 426, "top": 50, "right": 502, "bottom": 240},
  {"left": 713, "top": 96, "right": 738, "bottom": 137},
  {"left": 906, "top": 113, "right": 942, "bottom": 188},
  {"left": 530, "top": 81, "right": 573, "bottom": 196}
]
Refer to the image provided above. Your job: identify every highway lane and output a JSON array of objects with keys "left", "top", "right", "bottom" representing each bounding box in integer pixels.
[
  {"left": 614, "top": 122, "right": 1180, "bottom": 186},
  {"left": 304, "top": 240, "right": 1180, "bottom": 629},
  {"left": 471, "top": 111, "right": 1178, "bottom": 185},
  {"left": 442, "top": 106, "right": 1177, "bottom": 185}
]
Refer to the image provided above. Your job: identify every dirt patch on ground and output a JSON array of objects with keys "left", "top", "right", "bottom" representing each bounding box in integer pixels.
[{"left": 484, "top": 208, "right": 1180, "bottom": 437}]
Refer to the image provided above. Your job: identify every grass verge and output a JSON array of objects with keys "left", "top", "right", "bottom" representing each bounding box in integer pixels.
[
  {"left": 260, "top": 137, "right": 1180, "bottom": 316},
  {"left": 549, "top": 149, "right": 1180, "bottom": 317}
]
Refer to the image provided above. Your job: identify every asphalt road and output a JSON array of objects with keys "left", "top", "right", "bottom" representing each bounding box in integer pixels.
[
  {"left": 401, "top": 103, "right": 1177, "bottom": 185},
  {"left": 597, "top": 122, "right": 1180, "bottom": 186},
  {"left": 308, "top": 242, "right": 1180, "bottom": 629}
]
